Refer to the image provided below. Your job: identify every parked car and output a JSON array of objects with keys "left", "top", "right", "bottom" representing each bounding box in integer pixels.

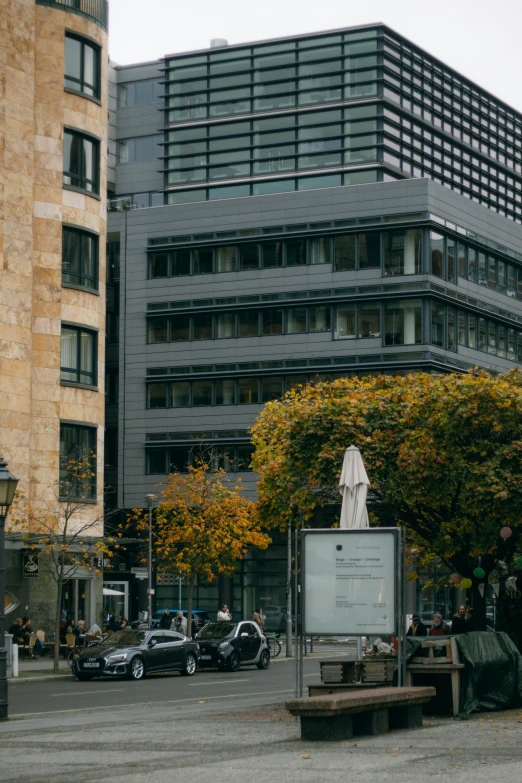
[
  {"left": 195, "top": 621, "right": 270, "bottom": 671},
  {"left": 72, "top": 629, "right": 199, "bottom": 681},
  {"left": 132, "top": 609, "right": 211, "bottom": 633}
]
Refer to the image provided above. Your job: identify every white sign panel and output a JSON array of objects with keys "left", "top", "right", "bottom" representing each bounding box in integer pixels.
[{"left": 303, "top": 530, "right": 397, "bottom": 636}]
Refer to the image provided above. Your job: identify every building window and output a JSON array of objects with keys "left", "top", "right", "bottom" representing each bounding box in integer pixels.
[
  {"left": 384, "top": 299, "right": 423, "bottom": 345},
  {"left": 63, "top": 130, "right": 99, "bottom": 194},
  {"left": 59, "top": 423, "right": 97, "bottom": 500},
  {"left": 117, "top": 135, "right": 163, "bottom": 164},
  {"left": 64, "top": 33, "right": 101, "bottom": 100},
  {"left": 383, "top": 229, "right": 422, "bottom": 276},
  {"left": 61, "top": 325, "right": 97, "bottom": 386},
  {"left": 62, "top": 227, "right": 98, "bottom": 290}
]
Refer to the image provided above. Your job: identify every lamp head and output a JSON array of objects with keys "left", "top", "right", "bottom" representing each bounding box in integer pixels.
[{"left": 0, "top": 456, "right": 19, "bottom": 516}]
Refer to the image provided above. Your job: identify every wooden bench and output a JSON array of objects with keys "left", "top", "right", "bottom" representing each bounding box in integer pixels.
[
  {"left": 286, "top": 686, "right": 435, "bottom": 741},
  {"left": 405, "top": 637, "right": 464, "bottom": 717}
]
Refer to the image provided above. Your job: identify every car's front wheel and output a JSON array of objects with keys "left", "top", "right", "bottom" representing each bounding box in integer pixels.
[
  {"left": 257, "top": 650, "right": 270, "bottom": 670},
  {"left": 227, "top": 652, "right": 241, "bottom": 672},
  {"left": 129, "top": 655, "right": 146, "bottom": 680},
  {"left": 181, "top": 652, "right": 197, "bottom": 676}
]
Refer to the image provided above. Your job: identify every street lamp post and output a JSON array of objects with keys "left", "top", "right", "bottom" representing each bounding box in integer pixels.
[
  {"left": 146, "top": 494, "right": 155, "bottom": 628},
  {"left": 0, "top": 456, "right": 19, "bottom": 721}
]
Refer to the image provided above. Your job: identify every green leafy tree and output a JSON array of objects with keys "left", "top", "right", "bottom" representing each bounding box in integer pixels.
[{"left": 251, "top": 370, "right": 522, "bottom": 636}]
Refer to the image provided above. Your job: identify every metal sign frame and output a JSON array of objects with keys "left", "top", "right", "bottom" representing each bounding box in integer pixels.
[{"left": 294, "top": 527, "right": 406, "bottom": 697}]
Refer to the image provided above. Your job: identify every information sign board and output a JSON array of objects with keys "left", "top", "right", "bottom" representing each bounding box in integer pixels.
[{"left": 302, "top": 528, "right": 398, "bottom": 636}]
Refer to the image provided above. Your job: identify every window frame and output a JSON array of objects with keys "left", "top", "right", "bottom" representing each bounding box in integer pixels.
[
  {"left": 62, "top": 225, "right": 99, "bottom": 292},
  {"left": 59, "top": 422, "right": 97, "bottom": 501},
  {"left": 63, "top": 128, "right": 100, "bottom": 196},
  {"left": 60, "top": 323, "right": 98, "bottom": 388},
  {"left": 64, "top": 32, "right": 101, "bottom": 102}
]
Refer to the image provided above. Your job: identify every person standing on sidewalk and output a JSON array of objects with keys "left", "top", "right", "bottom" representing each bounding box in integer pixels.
[
  {"left": 172, "top": 612, "right": 188, "bottom": 635},
  {"left": 217, "top": 604, "right": 231, "bottom": 621},
  {"left": 253, "top": 608, "right": 265, "bottom": 631},
  {"left": 159, "top": 608, "right": 172, "bottom": 629}
]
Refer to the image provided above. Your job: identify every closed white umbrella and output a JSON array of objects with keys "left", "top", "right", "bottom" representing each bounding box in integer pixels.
[
  {"left": 339, "top": 445, "right": 370, "bottom": 529},
  {"left": 102, "top": 587, "right": 126, "bottom": 596}
]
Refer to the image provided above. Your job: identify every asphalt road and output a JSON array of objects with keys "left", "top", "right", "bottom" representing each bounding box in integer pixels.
[{"left": 7, "top": 655, "right": 324, "bottom": 718}]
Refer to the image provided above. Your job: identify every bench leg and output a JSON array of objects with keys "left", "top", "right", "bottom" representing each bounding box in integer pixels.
[
  {"left": 451, "top": 669, "right": 460, "bottom": 717},
  {"left": 354, "top": 709, "right": 389, "bottom": 736},
  {"left": 389, "top": 704, "right": 423, "bottom": 730},
  {"left": 300, "top": 715, "right": 353, "bottom": 741}
]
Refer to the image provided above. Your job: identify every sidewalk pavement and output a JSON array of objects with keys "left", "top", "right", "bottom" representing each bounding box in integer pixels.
[{"left": 1, "top": 691, "right": 522, "bottom": 783}]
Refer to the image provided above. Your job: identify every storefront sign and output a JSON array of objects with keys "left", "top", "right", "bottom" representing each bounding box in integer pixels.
[
  {"left": 302, "top": 529, "right": 398, "bottom": 636},
  {"left": 23, "top": 552, "right": 39, "bottom": 579}
]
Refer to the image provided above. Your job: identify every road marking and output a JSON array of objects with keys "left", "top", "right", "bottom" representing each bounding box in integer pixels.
[
  {"left": 303, "top": 674, "right": 319, "bottom": 677},
  {"left": 50, "top": 689, "right": 123, "bottom": 697},
  {"left": 189, "top": 679, "right": 248, "bottom": 686},
  {"left": 10, "top": 688, "right": 295, "bottom": 719}
]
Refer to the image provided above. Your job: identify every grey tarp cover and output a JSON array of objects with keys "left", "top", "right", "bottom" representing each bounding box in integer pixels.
[{"left": 405, "top": 631, "right": 522, "bottom": 718}]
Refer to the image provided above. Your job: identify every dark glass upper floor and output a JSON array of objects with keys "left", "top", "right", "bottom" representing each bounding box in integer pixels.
[{"left": 158, "top": 24, "right": 522, "bottom": 220}]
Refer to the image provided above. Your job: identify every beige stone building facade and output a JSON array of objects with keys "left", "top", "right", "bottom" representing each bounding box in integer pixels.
[{"left": 1, "top": 0, "right": 109, "bottom": 627}]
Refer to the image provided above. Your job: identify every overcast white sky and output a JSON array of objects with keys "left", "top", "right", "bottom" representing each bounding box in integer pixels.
[{"left": 109, "top": 0, "right": 522, "bottom": 111}]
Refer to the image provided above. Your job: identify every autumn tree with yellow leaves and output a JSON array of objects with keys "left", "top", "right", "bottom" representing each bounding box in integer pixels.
[
  {"left": 251, "top": 370, "right": 522, "bottom": 636},
  {"left": 134, "top": 457, "right": 270, "bottom": 634}
]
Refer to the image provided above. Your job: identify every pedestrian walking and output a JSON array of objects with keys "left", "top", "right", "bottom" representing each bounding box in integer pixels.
[
  {"left": 465, "top": 607, "right": 476, "bottom": 632},
  {"left": 159, "top": 608, "right": 172, "bottom": 629},
  {"left": 451, "top": 605, "right": 467, "bottom": 634},
  {"left": 217, "top": 604, "right": 231, "bottom": 621},
  {"left": 172, "top": 611, "right": 188, "bottom": 635}
]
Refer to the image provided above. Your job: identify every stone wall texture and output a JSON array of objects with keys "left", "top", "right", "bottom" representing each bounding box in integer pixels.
[{"left": 0, "top": 0, "right": 108, "bottom": 532}]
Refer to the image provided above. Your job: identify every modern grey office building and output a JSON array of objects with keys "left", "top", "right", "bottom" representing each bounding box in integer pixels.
[{"left": 106, "top": 24, "right": 522, "bottom": 620}]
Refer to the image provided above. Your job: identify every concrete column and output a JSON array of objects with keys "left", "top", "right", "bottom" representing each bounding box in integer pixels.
[
  {"left": 404, "top": 231, "right": 417, "bottom": 274},
  {"left": 404, "top": 306, "right": 417, "bottom": 344}
]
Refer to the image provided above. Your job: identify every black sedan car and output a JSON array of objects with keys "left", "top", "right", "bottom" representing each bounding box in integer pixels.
[
  {"left": 196, "top": 621, "right": 270, "bottom": 672},
  {"left": 72, "top": 629, "right": 199, "bottom": 681}
]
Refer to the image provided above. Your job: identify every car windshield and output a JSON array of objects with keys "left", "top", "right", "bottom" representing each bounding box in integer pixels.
[
  {"left": 197, "top": 623, "right": 235, "bottom": 640},
  {"left": 101, "top": 631, "right": 146, "bottom": 647}
]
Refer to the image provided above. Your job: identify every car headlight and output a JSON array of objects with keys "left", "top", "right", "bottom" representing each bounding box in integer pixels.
[
  {"left": 218, "top": 642, "right": 229, "bottom": 651},
  {"left": 106, "top": 653, "right": 128, "bottom": 662}
]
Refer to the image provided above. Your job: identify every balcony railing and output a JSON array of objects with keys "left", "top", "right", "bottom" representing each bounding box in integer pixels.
[{"left": 36, "top": 0, "right": 108, "bottom": 31}]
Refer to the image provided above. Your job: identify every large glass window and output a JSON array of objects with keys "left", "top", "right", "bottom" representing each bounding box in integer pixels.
[
  {"left": 192, "top": 380, "right": 213, "bottom": 406},
  {"left": 171, "top": 382, "right": 190, "bottom": 408},
  {"left": 334, "top": 235, "right": 356, "bottom": 271},
  {"left": 286, "top": 239, "right": 306, "bottom": 266},
  {"left": 171, "top": 315, "right": 190, "bottom": 341},
  {"left": 64, "top": 34, "right": 100, "bottom": 99},
  {"left": 262, "top": 242, "right": 282, "bottom": 268},
  {"left": 286, "top": 307, "right": 307, "bottom": 334},
  {"left": 262, "top": 308, "right": 283, "bottom": 335},
  {"left": 238, "top": 311, "right": 259, "bottom": 337},
  {"left": 239, "top": 378, "right": 259, "bottom": 404},
  {"left": 215, "top": 379, "right": 236, "bottom": 405},
  {"left": 148, "top": 317, "right": 168, "bottom": 344},
  {"left": 384, "top": 299, "right": 423, "bottom": 345},
  {"left": 430, "top": 232, "right": 444, "bottom": 278},
  {"left": 359, "top": 302, "right": 381, "bottom": 337},
  {"left": 148, "top": 383, "right": 167, "bottom": 409},
  {"left": 59, "top": 423, "right": 96, "bottom": 500},
  {"left": 62, "top": 227, "right": 98, "bottom": 290},
  {"left": 383, "top": 229, "right": 422, "bottom": 276},
  {"left": 261, "top": 376, "right": 283, "bottom": 402},
  {"left": 334, "top": 304, "right": 356, "bottom": 339},
  {"left": 431, "top": 302, "right": 445, "bottom": 347},
  {"left": 359, "top": 233, "right": 380, "bottom": 268},
  {"left": 216, "top": 312, "right": 236, "bottom": 339},
  {"left": 63, "top": 130, "right": 99, "bottom": 194},
  {"left": 309, "top": 306, "right": 331, "bottom": 332},
  {"left": 60, "top": 326, "right": 97, "bottom": 386},
  {"left": 216, "top": 246, "right": 237, "bottom": 272},
  {"left": 193, "top": 313, "right": 213, "bottom": 340}
]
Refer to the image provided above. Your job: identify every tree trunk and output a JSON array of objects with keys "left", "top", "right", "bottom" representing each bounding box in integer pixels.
[
  {"left": 53, "top": 572, "right": 63, "bottom": 672},
  {"left": 471, "top": 583, "right": 487, "bottom": 631},
  {"left": 186, "top": 575, "right": 195, "bottom": 639}
]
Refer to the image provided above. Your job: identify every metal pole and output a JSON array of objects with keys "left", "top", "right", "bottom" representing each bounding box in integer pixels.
[
  {"left": 178, "top": 575, "right": 182, "bottom": 611},
  {"left": 0, "top": 513, "right": 7, "bottom": 720},
  {"left": 294, "top": 527, "right": 299, "bottom": 697},
  {"left": 286, "top": 522, "right": 292, "bottom": 657},
  {"left": 146, "top": 495, "right": 154, "bottom": 628}
]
